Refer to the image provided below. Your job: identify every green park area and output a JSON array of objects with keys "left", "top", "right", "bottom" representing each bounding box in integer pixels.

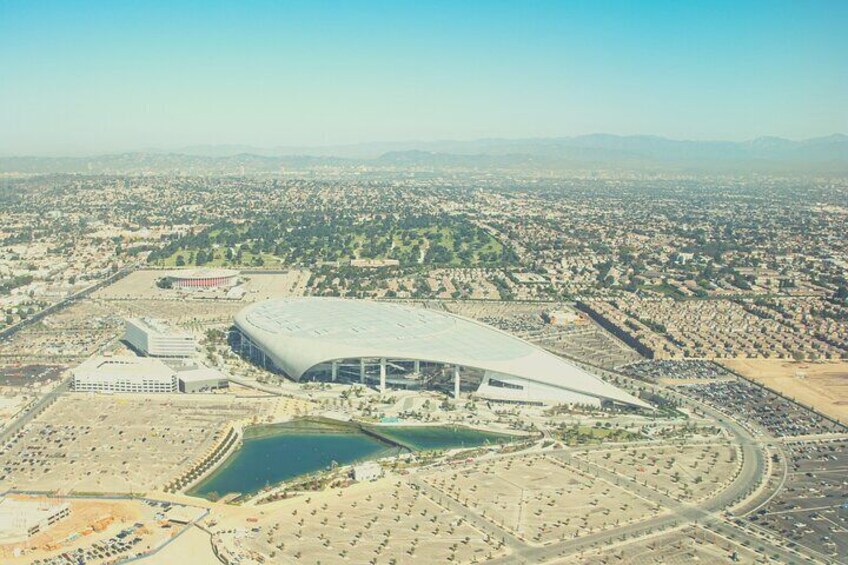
[{"left": 147, "top": 214, "right": 514, "bottom": 268}]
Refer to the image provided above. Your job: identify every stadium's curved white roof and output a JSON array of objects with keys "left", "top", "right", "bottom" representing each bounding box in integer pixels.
[{"left": 234, "top": 298, "right": 649, "bottom": 408}]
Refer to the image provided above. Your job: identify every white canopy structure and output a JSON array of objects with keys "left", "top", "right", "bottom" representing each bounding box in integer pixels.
[{"left": 234, "top": 298, "right": 649, "bottom": 409}]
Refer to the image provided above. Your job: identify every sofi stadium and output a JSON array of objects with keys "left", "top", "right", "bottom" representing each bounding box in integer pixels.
[{"left": 233, "top": 298, "right": 649, "bottom": 409}]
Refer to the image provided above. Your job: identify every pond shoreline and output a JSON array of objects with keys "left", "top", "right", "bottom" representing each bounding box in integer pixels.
[{"left": 186, "top": 418, "right": 523, "bottom": 501}]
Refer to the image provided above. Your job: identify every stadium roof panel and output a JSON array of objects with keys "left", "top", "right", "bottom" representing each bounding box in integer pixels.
[{"left": 235, "top": 298, "right": 649, "bottom": 408}]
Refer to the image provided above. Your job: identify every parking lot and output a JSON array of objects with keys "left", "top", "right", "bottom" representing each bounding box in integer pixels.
[
  {"left": 0, "top": 364, "right": 66, "bottom": 388},
  {"left": 536, "top": 326, "right": 642, "bottom": 369},
  {"left": 681, "top": 380, "right": 847, "bottom": 437},
  {"left": 0, "top": 394, "right": 272, "bottom": 493},
  {"left": 748, "top": 439, "right": 848, "bottom": 561},
  {"left": 621, "top": 360, "right": 735, "bottom": 384},
  {"left": 435, "top": 301, "right": 642, "bottom": 368}
]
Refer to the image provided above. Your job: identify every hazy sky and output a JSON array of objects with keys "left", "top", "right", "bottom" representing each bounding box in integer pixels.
[{"left": 1, "top": 0, "right": 846, "bottom": 155}]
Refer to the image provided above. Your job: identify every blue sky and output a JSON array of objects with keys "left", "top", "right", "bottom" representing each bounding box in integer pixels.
[{"left": 1, "top": 0, "right": 845, "bottom": 155}]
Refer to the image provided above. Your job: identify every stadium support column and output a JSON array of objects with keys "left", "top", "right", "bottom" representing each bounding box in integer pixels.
[
  {"left": 414, "top": 360, "right": 420, "bottom": 374},
  {"left": 380, "top": 358, "right": 387, "bottom": 394},
  {"left": 360, "top": 358, "right": 366, "bottom": 384},
  {"left": 453, "top": 365, "right": 461, "bottom": 399},
  {"left": 331, "top": 361, "right": 337, "bottom": 382}
]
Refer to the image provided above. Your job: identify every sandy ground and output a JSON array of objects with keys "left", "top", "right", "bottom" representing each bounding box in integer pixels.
[
  {"left": 573, "top": 442, "right": 741, "bottom": 503},
  {"left": 721, "top": 359, "right": 848, "bottom": 423},
  {"left": 137, "top": 525, "right": 219, "bottom": 565},
  {"left": 0, "top": 394, "right": 29, "bottom": 426}
]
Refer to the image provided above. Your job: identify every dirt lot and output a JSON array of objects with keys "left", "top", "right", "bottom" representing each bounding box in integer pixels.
[{"left": 721, "top": 360, "right": 848, "bottom": 424}]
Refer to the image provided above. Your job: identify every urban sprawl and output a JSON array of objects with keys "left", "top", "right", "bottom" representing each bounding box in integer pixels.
[{"left": 0, "top": 172, "right": 846, "bottom": 565}]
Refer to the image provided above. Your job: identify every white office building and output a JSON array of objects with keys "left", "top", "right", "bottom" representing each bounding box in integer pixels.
[
  {"left": 72, "top": 356, "right": 177, "bottom": 394},
  {"left": 125, "top": 318, "right": 196, "bottom": 358}
]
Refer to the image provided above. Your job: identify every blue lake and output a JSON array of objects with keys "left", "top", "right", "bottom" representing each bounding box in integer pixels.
[{"left": 188, "top": 420, "right": 517, "bottom": 500}]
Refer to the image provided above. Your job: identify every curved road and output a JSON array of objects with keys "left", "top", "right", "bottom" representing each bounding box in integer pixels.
[{"left": 474, "top": 376, "right": 820, "bottom": 564}]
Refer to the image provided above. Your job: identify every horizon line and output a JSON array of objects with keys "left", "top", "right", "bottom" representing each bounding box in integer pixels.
[{"left": 2, "top": 132, "right": 846, "bottom": 160}]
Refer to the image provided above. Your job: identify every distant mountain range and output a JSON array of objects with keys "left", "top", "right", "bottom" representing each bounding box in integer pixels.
[{"left": 2, "top": 134, "right": 846, "bottom": 175}]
